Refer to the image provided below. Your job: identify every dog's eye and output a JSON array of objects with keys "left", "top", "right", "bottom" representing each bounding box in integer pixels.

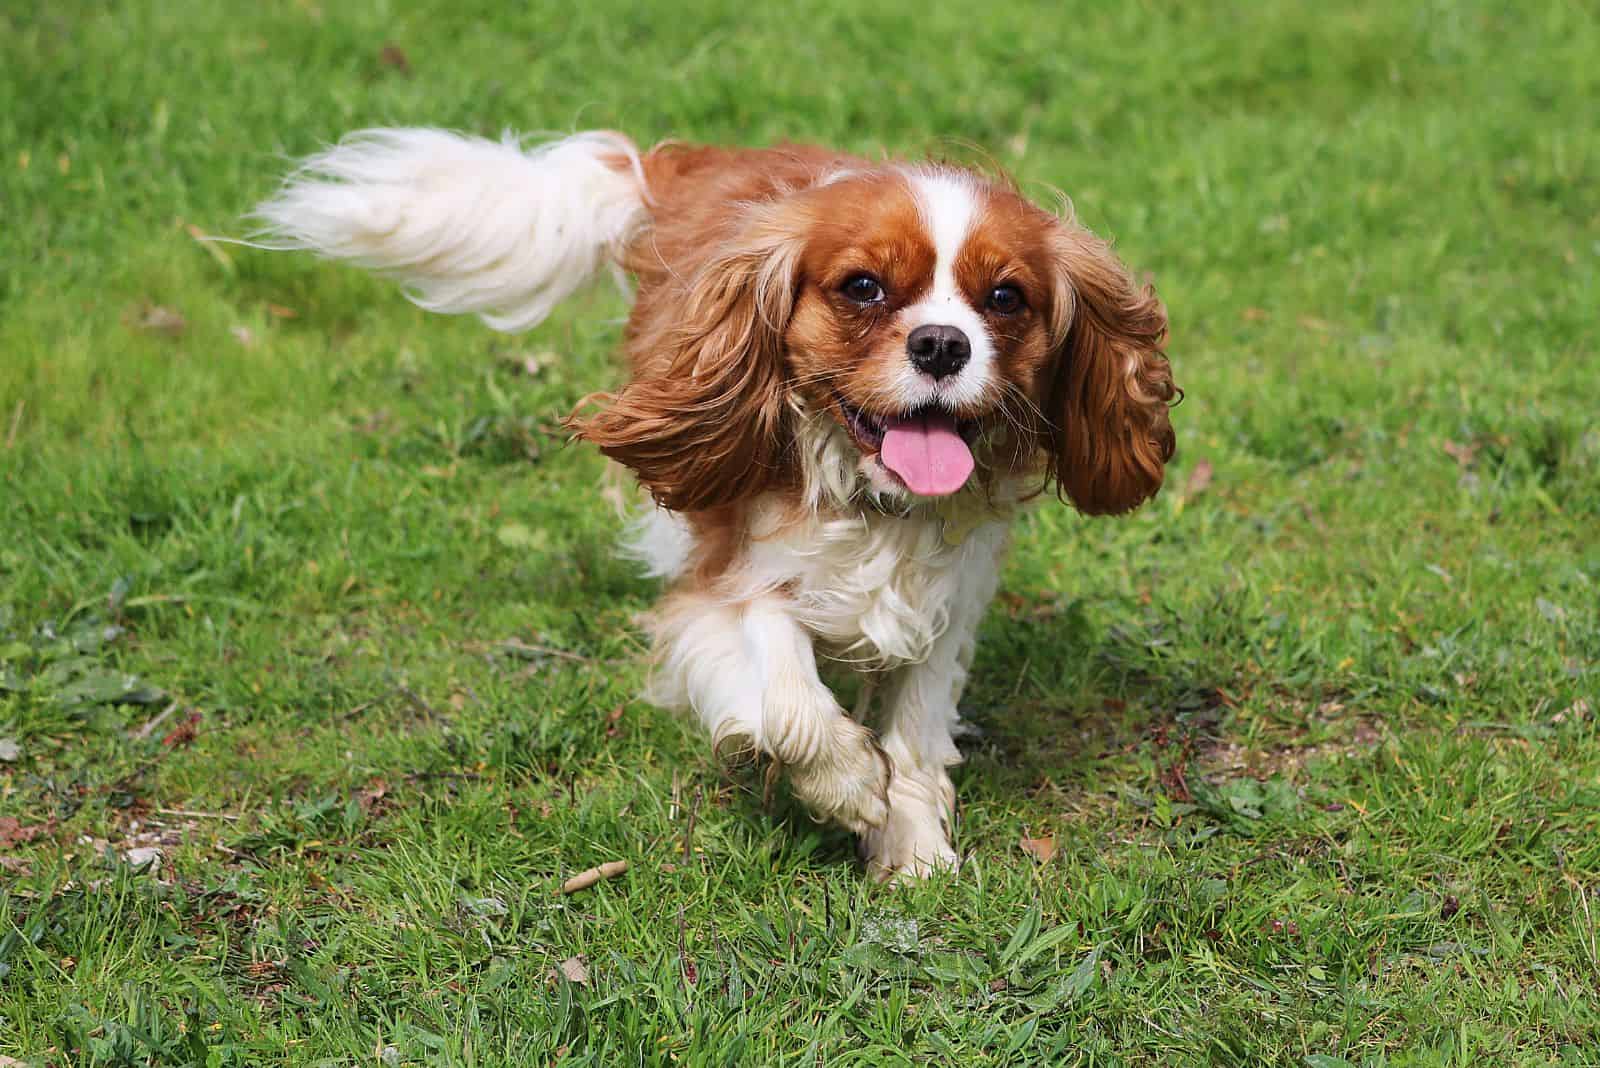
[
  {"left": 841, "top": 274, "right": 885, "bottom": 305},
  {"left": 986, "top": 284, "right": 1024, "bottom": 315}
]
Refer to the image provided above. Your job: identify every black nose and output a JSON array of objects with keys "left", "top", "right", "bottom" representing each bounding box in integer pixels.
[{"left": 906, "top": 324, "right": 971, "bottom": 380}]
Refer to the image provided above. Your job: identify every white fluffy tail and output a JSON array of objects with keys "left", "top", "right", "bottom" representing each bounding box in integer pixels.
[{"left": 252, "top": 128, "right": 649, "bottom": 332}]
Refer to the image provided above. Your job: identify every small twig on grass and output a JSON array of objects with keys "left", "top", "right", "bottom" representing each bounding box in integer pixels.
[
  {"left": 683, "top": 785, "right": 701, "bottom": 863},
  {"left": 155, "top": 808, "right": 241, "bottom": 822},
  {"left": 491, "top": 638, "right": 599, "bottom": 665},
  {"left": 4, "top": 400, "right": 22, "bottom": 448},
  {"left": 341, "top": 701, "right": 375, "bottom": 721},
  {"left": 406, "top": 769, "right": 482, "bottom": 784},
  {"left": 397, "top": 685, "right": 437, "bottom": 718},
  {"left": 130, "top": 702, "right": 178, "bottom": 741},
  {"left": 1008, "top": 657, "right": 1031, "bottom": 702},
  {"left": 560, "top": 860, "right": 627, "bottom": 895}
]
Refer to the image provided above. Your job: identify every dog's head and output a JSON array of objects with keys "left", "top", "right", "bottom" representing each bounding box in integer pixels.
[{"left": 575, "top": 164, "right": 1177, "bottom": 514}]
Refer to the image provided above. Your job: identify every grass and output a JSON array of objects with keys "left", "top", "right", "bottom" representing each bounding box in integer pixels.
[{"left": 2, "top": 0, "right": 1599, "bottom": 1063}]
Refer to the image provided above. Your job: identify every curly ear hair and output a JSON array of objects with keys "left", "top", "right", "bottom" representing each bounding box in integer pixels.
[
  {"left": 1044, "top": 224, "right": 1177, "bottom": 515},
  {"left": 570, "top": 208, "right": 805, "bottom": 513}
]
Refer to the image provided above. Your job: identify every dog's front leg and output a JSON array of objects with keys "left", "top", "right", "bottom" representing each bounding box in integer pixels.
[
  {"left": 862, "top": 527, "right": 1007, "bottom": 881},
  {"left": 649, "top": 592, "right": 890, "bottom": 834},
  {"left": 861, "top": 651, "right": 968, "bottom": 881}
]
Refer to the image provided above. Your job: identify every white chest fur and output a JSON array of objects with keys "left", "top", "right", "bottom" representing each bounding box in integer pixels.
[
  {"left": 627, "top": 498, "right": 1010, "bottom": 671},
  {"left": 752, "top": 506, "right": 1008, "bottom": 668}
]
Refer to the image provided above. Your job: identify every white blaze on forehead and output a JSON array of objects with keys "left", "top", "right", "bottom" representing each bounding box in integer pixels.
[
  {"left": 908, "top": 170, "right": 979, "bottom": 300},
  {"left": 899, "top": 170, "right": 994, "bottom": 409}
]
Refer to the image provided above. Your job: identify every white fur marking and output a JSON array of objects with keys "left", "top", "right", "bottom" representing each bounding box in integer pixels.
[
  {"left": 726, "top": 486, "right": 1015, "bottom": 670},
  {"left": 913, "top": 171, "right": 979, "bottom": 302},
  {"left": 623, "top": 507, "right": 695, "bottom": 580},
  {"left": 898, "top": 171, "right": 996, "bottom": 411}
]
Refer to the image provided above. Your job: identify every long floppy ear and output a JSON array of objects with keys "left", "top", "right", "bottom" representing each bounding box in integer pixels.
[
  {"left": 569, "top": 209, "right": 805, "bottom": 512},
  {"left": 1044, "top": 224, "right": 1177, "bottom": 515}
]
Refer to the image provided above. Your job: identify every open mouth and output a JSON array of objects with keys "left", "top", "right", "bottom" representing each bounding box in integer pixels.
[
  {"left": 837, "top": 395, "right": 982, "bottom": 497},
  {"left": 837, "top": 396, "right": 981, "bottom": 451}
]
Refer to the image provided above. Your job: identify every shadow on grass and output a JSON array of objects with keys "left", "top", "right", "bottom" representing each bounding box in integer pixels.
[{"left": 953, "top": 603, "right": 1231, "bottom": 802}]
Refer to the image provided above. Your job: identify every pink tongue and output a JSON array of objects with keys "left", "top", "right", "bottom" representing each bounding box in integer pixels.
[{"left": 880, "top": 411, "right": 975, "bottom": 496}]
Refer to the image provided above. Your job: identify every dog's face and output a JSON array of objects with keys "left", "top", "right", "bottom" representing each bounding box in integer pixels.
[
  {"left": 784, "top": 171, "right": 1065, "bottom": 499},
  {"left": 578, "top": 164, "right": 1176, "bottom": 515}
]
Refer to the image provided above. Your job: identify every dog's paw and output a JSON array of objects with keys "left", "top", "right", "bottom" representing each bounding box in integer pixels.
[
  {"left": 860, "top": 789, "right": 958, "bottom": 883},
  {"left": 786, "top": 718, "right": 890, "bottom": 834}
]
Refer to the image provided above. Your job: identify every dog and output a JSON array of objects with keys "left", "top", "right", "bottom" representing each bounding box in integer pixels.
[{"left": 254, "top": 129, "right": 1177, "bottom": 880}]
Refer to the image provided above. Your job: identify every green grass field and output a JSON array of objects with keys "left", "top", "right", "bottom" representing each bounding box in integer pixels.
[{"left": 3, "top": 1, "right": 1599, "bottom": 1064}]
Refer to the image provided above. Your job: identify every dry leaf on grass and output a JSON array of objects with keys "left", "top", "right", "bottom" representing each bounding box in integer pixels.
[
  {"left": 357, "top": 780, "right": 390, "bottom": 813},
  {"left": 1020, "top": 836, "right": 1057, "bottom": 863},
  {"left": 379, "top": 44, "right": 411, "bottom": 74},
  {"left": 0, "top": 816, "right": 53, "bottom": 848},
  {"left": 161, "top": 711, "right": 202, "bottom": 748},
  {"left": 556, "top": 955, "right": 589, "bottom": 984},
  {"left": 123, "top": 845, "right": 164, "bottom": 868},
  {"left": 1554, "top": 699, "right": 1592, "bottom": 724},
  {"left": 1443, "top": 439, "right": 1479, "bottom": 468},
  {"left": 130, "top": 304, "right": 186, "bottom": 336}
]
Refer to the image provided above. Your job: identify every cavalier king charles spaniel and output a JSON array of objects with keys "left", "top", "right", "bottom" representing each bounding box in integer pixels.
[{"left": 256, "top": 129, "right": 1177, "bottom": 880}]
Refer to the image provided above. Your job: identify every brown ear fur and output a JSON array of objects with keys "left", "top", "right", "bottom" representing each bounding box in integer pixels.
[
  {"left": 569, "top": 210, "right": 805, "bottom": 513},
  {"left": 1045, "top": 225, "right": 1177, "bottom": 515}
]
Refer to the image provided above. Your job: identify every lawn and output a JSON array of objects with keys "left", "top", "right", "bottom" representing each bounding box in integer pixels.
[{"left": 3, "top": 1, "right": 1599, "bottom": 1064}]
